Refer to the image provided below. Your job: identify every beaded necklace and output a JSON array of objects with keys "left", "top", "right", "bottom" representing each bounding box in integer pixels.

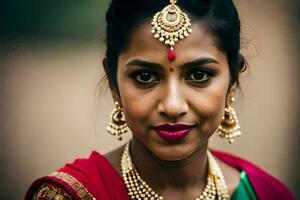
[{"left": 121, "top": 143, "right": 230, "bottom": 200}]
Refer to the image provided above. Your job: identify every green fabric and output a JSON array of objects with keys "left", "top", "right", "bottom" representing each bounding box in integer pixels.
[{"left": 231, "top": 171, "right": 258, "bottom": 200}]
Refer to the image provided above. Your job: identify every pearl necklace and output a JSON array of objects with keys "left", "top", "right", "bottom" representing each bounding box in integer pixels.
[{"left": 121, "top": 143, "right": 230, "bottom": 200}]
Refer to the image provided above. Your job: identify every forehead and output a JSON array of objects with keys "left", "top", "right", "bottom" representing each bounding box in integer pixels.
[{"left": 119, "top": 21, "right": 227, "bottom": 65}]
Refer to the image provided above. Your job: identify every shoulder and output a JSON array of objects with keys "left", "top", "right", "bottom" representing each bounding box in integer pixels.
[
  {"left": 30, "top": 182, "right": 71, "bottom": 200},
  {"left": 25, "top": 168, "right": 95, "bottom": 200},
  {"left": 25, "top": 171, "right": 96, "bottom": 200},
  {"left": 25, "top": 151, "right": 124, "bottom": 200},
  {"left": 211, "top": 150, "right": 295, "bottom": 200}
]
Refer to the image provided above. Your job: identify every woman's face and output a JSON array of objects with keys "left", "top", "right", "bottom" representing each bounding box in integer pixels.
[{"left": 114, "top": 23, "right": 230, "bottom": 161}]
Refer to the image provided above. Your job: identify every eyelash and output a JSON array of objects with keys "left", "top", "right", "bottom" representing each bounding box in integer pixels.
[
  {"left": 130, "top": 68, "right": 213, "bottom": 86},
  {"left": 130, "top": 70, "right": 160, "bottom": 85},
  {"left": 185, "top": 68, "right": 212, "bottom": 82}
]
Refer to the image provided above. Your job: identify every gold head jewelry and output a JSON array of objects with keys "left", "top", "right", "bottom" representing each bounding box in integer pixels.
[
  {"left": 121, "top": 142, "right": 230, "bottom": 200},
  {"left": 217, "top": 95, "right": 242, "bottom": 144},
  {"left": 151, "top": 0, "right": 192, "bottom": 61},
  {"left": 107, "top": 101, "right": 128, "bottom": 141}
]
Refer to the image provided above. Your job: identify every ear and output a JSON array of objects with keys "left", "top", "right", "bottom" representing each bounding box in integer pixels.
[{"left": 102, "top": 58, "right": 121, "bottom": 103}]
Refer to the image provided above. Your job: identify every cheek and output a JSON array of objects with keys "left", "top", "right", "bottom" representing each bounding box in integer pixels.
[
  {"left": 117, "top": 78, "right": 156, "bottom": 131},
  {"left": 188, "top": 82, "right": 228, "bottom": 132}
]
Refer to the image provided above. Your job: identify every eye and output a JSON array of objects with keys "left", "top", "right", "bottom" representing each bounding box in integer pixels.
[
  {"left": 186, "top": 69, "right": 211, "bottom": 82},
  {"left": 131, "top": 71, "right": 159, "bottom": 84}
]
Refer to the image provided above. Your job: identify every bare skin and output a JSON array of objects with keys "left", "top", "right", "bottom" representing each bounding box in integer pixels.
[{"left": 104, "top": 22, "right": 241, "bottom": 199}]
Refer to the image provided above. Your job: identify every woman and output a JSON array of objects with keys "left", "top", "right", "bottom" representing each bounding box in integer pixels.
[{"left": 25, "top": 0, "right": 294, "bottom": 199}]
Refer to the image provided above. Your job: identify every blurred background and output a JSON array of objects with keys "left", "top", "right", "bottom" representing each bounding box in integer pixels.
[{"left": 0, "top": 0, "right": 299, "bottom": 199}]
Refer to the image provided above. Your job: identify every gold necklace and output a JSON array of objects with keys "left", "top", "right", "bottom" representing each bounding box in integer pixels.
[{"left": 121, "top": 143, "right": 230, "bottom": 200}]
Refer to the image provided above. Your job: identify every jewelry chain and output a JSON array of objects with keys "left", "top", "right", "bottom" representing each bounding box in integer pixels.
[{"left": 121, "top": 143, "right": 230, "bottom": 200}]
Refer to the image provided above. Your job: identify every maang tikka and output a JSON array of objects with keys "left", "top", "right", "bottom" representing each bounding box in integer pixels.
[
  {"left": 107, "top": 101, "right": 128, "bottom": 141},
  {"left": 151, "top": 0, "right": 192, "bottom": 61}
]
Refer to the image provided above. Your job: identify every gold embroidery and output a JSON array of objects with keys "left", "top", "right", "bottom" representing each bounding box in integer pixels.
[
  {"left": 46, "top": 188, "right": 57, "bottom": 199},
  {"left": 33, "top": 183, "right": 71, "bottom": 200},
  {"left": 50, "top": 172, "right": 95, "bottom": 200},
  {"left": 35, "top": 186, "right": 49, "bottom": 198}
]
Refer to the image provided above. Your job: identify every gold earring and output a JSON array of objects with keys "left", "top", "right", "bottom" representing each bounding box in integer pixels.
[
  {"left": 217, "top": 97, "right": 241, "bottom": 144},
  {"left": 107, "top": 101, "right": 128, "bottom": 141}
]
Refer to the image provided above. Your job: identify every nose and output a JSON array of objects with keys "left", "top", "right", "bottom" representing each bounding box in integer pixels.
[{"left": 157, "top": 79, "right": 189, "bottom": 120}]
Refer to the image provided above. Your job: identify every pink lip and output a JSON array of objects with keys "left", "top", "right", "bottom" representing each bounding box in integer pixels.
[{"left": 154, "top": 124, "right": 194, "bottom": 142}]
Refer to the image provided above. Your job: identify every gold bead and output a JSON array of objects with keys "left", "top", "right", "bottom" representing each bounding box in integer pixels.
[{"left": 121, "top": 143, "right": 229, "bottom": 200}]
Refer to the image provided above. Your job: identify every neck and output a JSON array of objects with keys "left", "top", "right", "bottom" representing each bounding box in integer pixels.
[{"left": 130, "top": 138, "right": 208, "bottom": 191}]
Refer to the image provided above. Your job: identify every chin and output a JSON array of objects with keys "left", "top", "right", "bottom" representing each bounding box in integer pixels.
[
  {"left": 157, "top": 153, "right": 193, "bottom": 162},
  {"left": 152, "top": 143, "right": 200, "bottom": 162}
]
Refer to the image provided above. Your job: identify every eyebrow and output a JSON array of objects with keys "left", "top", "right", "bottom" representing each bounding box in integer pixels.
[
  {"left": 125, "top": 59, "right": 162, "bottom": 69},
  {"left": 180, "top": 57, "right": 220, "bottom": 68},
  {"left": 125, "top": 57, "right": 220, "bottom": 69}
]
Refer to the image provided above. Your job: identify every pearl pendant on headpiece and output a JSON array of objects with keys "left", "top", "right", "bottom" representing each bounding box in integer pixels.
[{"left": 151, "top": 0, "right": 192, "bottom": 62}]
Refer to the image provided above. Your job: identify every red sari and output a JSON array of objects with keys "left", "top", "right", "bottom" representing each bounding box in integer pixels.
[{"left": 25, "top": 150, "right": 294, "bottom": 200}]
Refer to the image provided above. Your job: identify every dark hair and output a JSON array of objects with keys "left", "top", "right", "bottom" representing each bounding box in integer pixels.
[{"left": 104, "top": 0, "right": 246, "bottom": 88}]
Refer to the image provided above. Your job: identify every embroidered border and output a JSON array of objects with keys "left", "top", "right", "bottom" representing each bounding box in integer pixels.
[
  {"left": 33, "top": 183, "right": 72, "bottom": 200},
  {"left": 50, "top": 172, "right": 96, "bottom": 200}
]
